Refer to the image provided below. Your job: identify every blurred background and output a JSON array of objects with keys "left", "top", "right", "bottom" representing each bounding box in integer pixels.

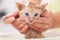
[
  {"left": 0, "top": 0, "right": 60, "bottom": 38},
  {"left": 0, "top": 0, "right": 21, "bottom": 34}
]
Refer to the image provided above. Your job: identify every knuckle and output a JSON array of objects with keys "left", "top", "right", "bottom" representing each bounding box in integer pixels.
[
  {"left": 20, "top": 31, "right": 25, "bottom": 34},
  {"left": 11, "top": 22, "right": 17, "bottom": 28},
  {"left": 15, "top": 18, "right": 24, "bottom": 26},
  {"left": 2, "top": 16, "right": 7, "bottom": 20},
  {"left": 17, "top": 23, "right": 24, "bottom": 30},
  {"left": 4, "top": 21, "right": 8, "bottom": 24}
]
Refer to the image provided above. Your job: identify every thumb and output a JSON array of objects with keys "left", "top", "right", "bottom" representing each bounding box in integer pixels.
[
  {"left": 2, "top": 10, "right": 19, "bottom": 22},
  {"left": 40, "top": 10, "right": 52, "bottom": 18},
  {"left": 4, "top": 17, "right": 15, "bottom": 24}
]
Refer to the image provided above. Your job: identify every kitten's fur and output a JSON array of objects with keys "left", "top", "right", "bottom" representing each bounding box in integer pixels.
[
  {"left": 16, "top": 2, "right": 48, "bottom": 38},
  {"left": 21, "top": 0, "right": 42, "bottom": 6}
]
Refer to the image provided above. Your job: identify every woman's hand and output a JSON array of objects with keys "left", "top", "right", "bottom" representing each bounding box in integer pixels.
[
  {"left": 30, "top": 10, "right": 54, "bottom": 32},
  {"left": 2, "top": 10, "right": 29, "bottom": 34},
  {"left": 2, "top": 9, "right": 54, "bottom": 33}
]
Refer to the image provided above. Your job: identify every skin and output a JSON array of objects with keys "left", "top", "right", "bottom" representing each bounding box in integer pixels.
[
  {"left": 2, "top": 9, "right": 54, "bottom": 34},
  {"left": 52, "top": 12, "right": 60, "bottom": 28},
  {"left": 2, "top": 10, "right": 29, "bottom": 34},
  {"left": 2, "top": 0, "right": 60, "bottom": 34}
]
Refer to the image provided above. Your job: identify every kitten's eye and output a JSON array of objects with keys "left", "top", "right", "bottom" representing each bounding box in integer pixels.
[
  {"left": 34, "top": 13, "right": 38, "bottom": 16},
  {"left": 25, "top": 12, "right": 29, "bottom": 16}
]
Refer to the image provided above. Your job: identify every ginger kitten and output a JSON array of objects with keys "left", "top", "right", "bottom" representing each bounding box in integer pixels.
[{"left": 16, "top": 2, "right": 48, "bottom": 38}]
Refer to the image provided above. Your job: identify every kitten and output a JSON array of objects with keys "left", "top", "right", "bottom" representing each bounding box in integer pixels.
[
  {"left": 16, "top": 2, "right": 48, "bottom": 38},
  {"left": 21, "top": 0, "right": 42, "bottom": 6}
]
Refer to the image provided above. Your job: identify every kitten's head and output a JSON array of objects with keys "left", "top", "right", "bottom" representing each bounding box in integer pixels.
[{"left": 16, "top": 2, "right": 48, "bottom": 24}]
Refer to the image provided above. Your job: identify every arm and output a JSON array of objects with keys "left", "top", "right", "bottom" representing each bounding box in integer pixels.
[
  {"left": 30, "top": 10, "right": 54, "bottom": 32},
  {"left": 52, "top": 12, "right": 60, "bottom": 28},
  {"left": 2, "top": 10, "right": 29, "bottom": 34},
  {"left": 29, "top": 10, "right": 60, "bottom": 32}
]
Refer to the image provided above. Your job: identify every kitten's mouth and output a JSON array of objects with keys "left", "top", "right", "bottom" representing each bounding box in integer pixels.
[
  {"left": 28, "top": 21, "right": 33, "bottom": 24},
  {"left": 30, "top": 21, "right": 32, "bottom": 22}
]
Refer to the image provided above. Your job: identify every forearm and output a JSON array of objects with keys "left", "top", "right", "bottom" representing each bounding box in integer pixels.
[{"left": 52, "top": 12, "right": 60, "bottom": 28}]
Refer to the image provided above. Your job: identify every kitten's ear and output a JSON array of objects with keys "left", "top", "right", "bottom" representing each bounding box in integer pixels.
[
  {"left": 40, "top": 3, "right": 48, "bottom": 10},
  {"left": 28, "top": 2, "right": 36, "bottom": 9},
  {"left": 16, "top": 2, "right": 25, "bottom": 10}
]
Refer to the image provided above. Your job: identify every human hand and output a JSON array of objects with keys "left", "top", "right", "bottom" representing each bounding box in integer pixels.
[
  {"left": 29, "top": 10, "right": 54, "bottom": 32},
  {"left": 2, "top": 10, "right": 29, "bottom": 34}
]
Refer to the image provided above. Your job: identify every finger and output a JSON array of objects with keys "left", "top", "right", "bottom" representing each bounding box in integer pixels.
[
  {"left": 4, "top": 17, "right": 15, "bottom": 24},
  {"left": 17, "top": 21, "right": 27, "bottom": 30},
  {"left": 6, "top": 10, "right": 19, "bottom": 18},
  {"left": 40, "top": 10, "right": 52, "bottom": 18},
  {"left": 29, "top": 24, "right": 39, "bottom": 32},
  {"left": 30, "top": 23, "right": 49, "bottom": 32},
  {"left": 34, "top": 23, "right": 49, "bottom": 29},
  {"left": 2, "top": 10, "right": 19, "bottom": 21},
  {"left": 20, "top": 25, "right": 29, "bottom": 34},
  {"left": 2, "top": 15, "right": 9, "bottom": 22},
  {"left": 11, "top": 18, "right": 23, "bottom": 27},
  {"left": 38, "top": 17, "right": 49, "bottom": 24},
  {"left": 38, "top": 24, "right": 49, "bottom": 32}
]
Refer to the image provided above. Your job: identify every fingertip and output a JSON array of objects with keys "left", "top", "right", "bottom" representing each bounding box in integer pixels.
[
  {"left": 20, "top": 25, "right": 28, "bottom": 34},
  {"left": 9, "top": 17, "right": 15, "bottom": 23},
  {"left": 2, "top": 16, "right": 7, "bottom": 21},
  {"left": 4, "top": 17, "right": 15, "bottom": 24}
]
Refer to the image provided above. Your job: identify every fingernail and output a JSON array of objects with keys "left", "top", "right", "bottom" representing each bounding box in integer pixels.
[
  {"left": 2, "top": 16, "right": 7, "bottom": 21},
  {"left": 25, "top": 25, "right": 28, "bottom": 28},
  {"left": 10, "top": 17, "right": 15, "bottom": 23}
]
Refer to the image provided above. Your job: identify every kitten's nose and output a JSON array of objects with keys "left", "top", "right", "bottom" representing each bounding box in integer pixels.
[
  {"left": 29, "top": 18, "right": 33, "bottom": 22},
  {"left": 30, "top": 21, "right": 32, "bottom": 22}
]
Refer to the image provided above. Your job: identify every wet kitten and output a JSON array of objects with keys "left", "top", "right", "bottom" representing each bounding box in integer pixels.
[{"left": 16, "top": 2, "right": 48, "bottom": 38}]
